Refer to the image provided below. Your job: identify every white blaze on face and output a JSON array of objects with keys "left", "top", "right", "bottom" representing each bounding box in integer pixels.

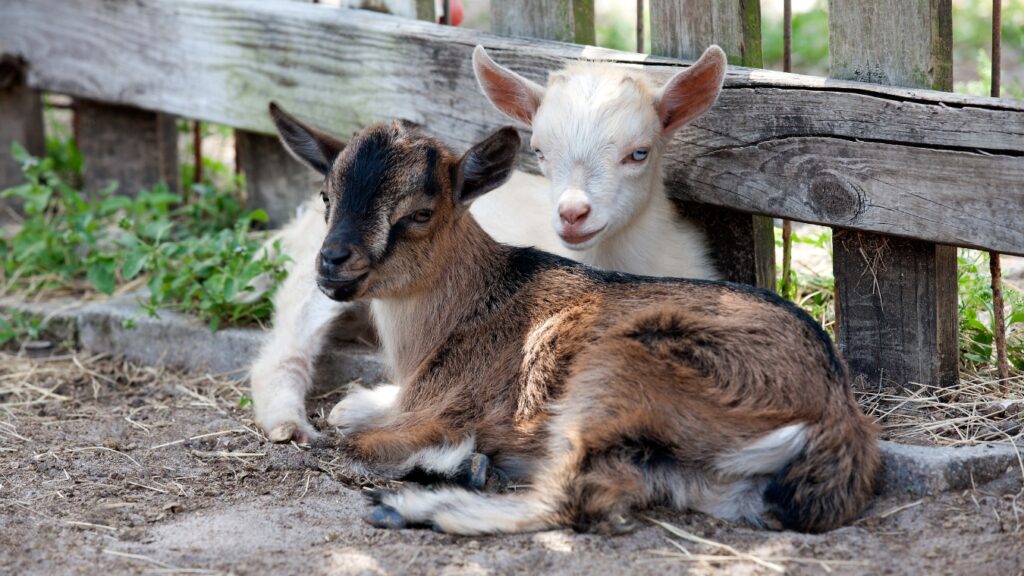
[{"left": 530, "top": 64, "right": 663, "bottom": 248}]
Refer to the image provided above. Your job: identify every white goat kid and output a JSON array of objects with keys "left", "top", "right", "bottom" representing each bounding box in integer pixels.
[{"left": 251, "top": 46, "right": 728, "bottom": 443}]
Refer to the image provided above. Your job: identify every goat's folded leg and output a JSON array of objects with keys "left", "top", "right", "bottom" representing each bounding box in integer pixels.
[{"left": 341, "top": 413, "right": 484, "bottom": 481}]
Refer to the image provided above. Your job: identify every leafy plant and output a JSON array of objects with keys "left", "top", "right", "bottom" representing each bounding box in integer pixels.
[
  {"left": 775, "top": 226, "right": 836, "bottom": 336},
  {"left": 958, "top": 250, "right": 1024, "bottom": 371},
  {"left": 1, "top": 139, "right": 288, "bottom": 330},
  {"left": 0, "top": 310, "right": 46, "bottom": 346}
]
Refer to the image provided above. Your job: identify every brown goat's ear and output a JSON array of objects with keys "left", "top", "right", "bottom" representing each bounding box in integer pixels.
[
  {"left": 269, "top": 102, "right": 346, "bottom": 175},
  {"left": 455, "top": 127, "right": 521, "bottom": 206},
  {"left": 473, "top": 46, "right": 545, "bottom": 127},
  {"left": 656, "top": 45, "right": 727, "bottom": 135}
]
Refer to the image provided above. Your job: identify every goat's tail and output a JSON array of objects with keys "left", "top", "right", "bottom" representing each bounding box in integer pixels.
[
  {"left": 763, "top": 400, "right": 880, "bottom": 533},
  {"left": 373, "top": 485, "right": 563, "bottom": 535}
]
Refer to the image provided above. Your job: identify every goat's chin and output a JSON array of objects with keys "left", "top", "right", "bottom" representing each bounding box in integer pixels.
[
  {"left": 316, "top": 276, "right": 368, "bottom": 302},
  {"left": 558, "top": 223, "right": 607, "bottom": 250}
]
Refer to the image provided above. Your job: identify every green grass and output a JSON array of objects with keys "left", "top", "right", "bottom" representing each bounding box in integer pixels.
[{"left": 0, "top": 135, "right": 288, "bottom": 331}]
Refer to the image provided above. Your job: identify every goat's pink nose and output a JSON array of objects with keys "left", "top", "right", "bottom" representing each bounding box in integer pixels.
[{"left": 559, "top": 203, "right": 591, "bottom": 226}]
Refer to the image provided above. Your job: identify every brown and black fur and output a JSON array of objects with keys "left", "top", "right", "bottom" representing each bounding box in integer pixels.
[{"left": 268, "top": 103, "right": 880, "bottom": 535}]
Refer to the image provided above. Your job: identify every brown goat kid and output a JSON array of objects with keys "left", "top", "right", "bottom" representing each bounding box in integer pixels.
[{"left": 269, "top": 103, "right": 879, "bottom": 535}]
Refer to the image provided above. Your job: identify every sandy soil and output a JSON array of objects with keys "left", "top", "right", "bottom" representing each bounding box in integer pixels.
[{"left": 2, "top": 352, "right": 1023, "bottom": 576}]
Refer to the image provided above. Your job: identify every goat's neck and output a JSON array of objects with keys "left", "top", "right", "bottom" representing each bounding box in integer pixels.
[{"left": 370, "top": 219, "right": 499, "bottom": 385}]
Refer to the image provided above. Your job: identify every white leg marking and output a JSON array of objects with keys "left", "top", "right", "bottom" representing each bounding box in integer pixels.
[
  {"left": 327, "top": 384, "right": 401, "bottom": 434},
  {"left": 715, "top": 423, "right": 808, "bottom": 476}
]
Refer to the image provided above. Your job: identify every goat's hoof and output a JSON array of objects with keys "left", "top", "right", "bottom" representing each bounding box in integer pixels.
[
  {"left": 364, "top": 505, "right": 406, "bottom": 530},
  {"left": 593, "top": 514, "right": 638, "bottom": 535},
  {"left": 269, "top": 422, "right": 310, "bottom": 444},
  {"left": 462, "top": 453, "right": 490, "bottom": 490},
  {"left": 362, "top": 488, "right": 394, "bottom": 505}
]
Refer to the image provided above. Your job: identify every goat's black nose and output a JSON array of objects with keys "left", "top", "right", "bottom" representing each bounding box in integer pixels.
[{"left": 320, "top": 245, "right": 352, "bottom": 267}]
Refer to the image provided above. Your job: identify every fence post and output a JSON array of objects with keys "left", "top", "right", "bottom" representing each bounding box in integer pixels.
[
  {"left": 829, "top": 0, "right": 959, "bottom": 389},
  {"left": 649, "top": 0, "right": 775, "bottom": 289},
  {"left": 0, "top": 56, "right": 45, "bottom": 209},
  {"left": 492, "top": 0, "right": 595, "bottom": 45},
  {"left": 76, "top": 100, "right": 179, "bottom": 196}
]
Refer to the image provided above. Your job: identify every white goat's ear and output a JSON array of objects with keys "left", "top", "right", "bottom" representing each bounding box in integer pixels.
[
  {"left": 656, "top": 45, "right": 727, "bottom": 135},
  {"left": 269, "top": 102, "right": 346, "bottom": 176},
  {"left": 455, "top": 126, "right": 521, "bottom": 206},
  {"left": 472, "top": 45, "right": 545, "bottom": 127}
]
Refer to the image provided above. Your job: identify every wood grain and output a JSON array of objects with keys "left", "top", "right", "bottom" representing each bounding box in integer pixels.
[
  {"left": 1, "top": 0, "right": 1021, "bottom": 254},
  {"left": 829, "top": 0, "right": 959, "bottom": 389},
  {"left": 492, "top": 0, "right": 594, "bottom": 45},
  {"left": 650, "top": 0, "right": 775, "bottom": 289}
]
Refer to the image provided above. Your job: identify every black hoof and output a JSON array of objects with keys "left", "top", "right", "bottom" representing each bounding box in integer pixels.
[
  {"left": 363, "top": 505, "right": 406, "bottom": 529},
  {"left": 362, "top": 488, "right": 393, "bottom": 505}
]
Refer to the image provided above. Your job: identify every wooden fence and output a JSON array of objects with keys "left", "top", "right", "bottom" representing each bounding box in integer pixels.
[{"left": 1, "top": 0, "right": 1022, "bottom": 390}]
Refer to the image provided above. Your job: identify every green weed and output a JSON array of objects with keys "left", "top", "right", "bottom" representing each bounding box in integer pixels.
[{"left": 1, "top": 140, "right": 288, "bottom": 331}]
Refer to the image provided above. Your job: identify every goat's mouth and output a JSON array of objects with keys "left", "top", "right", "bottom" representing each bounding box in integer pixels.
[
  {"left": 316, "top": 273, "right": 369, "bottom": 301},
  {"left": 559, "top": 224, "right": 606, "bottom": 249}
]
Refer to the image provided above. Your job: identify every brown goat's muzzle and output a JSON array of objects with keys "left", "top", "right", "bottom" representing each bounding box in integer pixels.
[{"left": 316, "top": 244, "right": 371, "bottom": 301}]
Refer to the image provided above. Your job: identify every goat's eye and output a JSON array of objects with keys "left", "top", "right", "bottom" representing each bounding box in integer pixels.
[
  {"left": 533, "top": 149, "right": 545, "bottom": 161},
  {"left": 320, "top": 190, "right": 330, "bottom": 205},
  {"left": 628, "top": 148, "right": 649, "bottom": 163},
  {"left": 410, "top": 209, "right": 433, "bottom": 223}
]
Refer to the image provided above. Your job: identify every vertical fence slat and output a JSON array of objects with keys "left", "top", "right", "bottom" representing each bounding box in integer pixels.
[
  {"left": 0, "top": 57, "right": 44, "bottom": 217},
  {"left": 829, "top": 0, "right": 959, "bottom": 389},
  {"left": 492, "top": 0, "right": 595, "bottom": 45},
  {"left": 649, "top": 0, "right": 775, "bottom": 289},
  {"left": 76, "top": 100, "right": 179, "bottom": 196}
]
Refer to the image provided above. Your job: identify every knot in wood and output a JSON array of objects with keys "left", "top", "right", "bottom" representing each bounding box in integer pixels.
[{"left": 807, "top": 173, "right": 862, "bottom": 222}]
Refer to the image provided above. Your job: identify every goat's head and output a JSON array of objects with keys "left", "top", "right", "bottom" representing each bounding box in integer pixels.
[
  {"left": 269, "top": 103, "right": 520, "bottom": 301},
  {"left": 473, "top": 45, "right": 726, "bottom": 249}
]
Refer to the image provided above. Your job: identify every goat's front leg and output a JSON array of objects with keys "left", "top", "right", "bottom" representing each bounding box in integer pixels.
[{"left": 251, "top": 206, "right": 366, "bottom": 443}]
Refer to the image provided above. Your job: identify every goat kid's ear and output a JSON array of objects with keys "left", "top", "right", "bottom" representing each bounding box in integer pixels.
[
  {"left": 269, "top": 102, "right": 346, "bottom": 176},
  {"left": 455, "top": 127, "right": 521, "bottom": 206},
  {"left": 472, "top": 46, "right": 545, "bottom": 127},
  {"left": 656, "top": 45, "right": 727, "bottom": 135}
]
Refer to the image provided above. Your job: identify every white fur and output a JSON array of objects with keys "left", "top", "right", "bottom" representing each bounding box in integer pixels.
[
  {"left": 327, "top": 383, "right": 400, "bottom": 434},
  {"left": 380, "top": 486, "right": 556, "bottom": 535},
  {"left": 715, "top": 423, "right": 808, "bottom": 477},
  {"left": 399, "top": 435, "right": 476, "bottom": 475}
]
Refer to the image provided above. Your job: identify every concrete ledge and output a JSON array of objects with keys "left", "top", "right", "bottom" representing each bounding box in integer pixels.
[
  {"left": 1, "top": 295, "right": 387, "bottom": 384},
  {"left": 3, "top": 295, "right": 1021, "bottom": 496},
  {"left": 878, "top": 440, "right": 1021, "bottom": 496}
]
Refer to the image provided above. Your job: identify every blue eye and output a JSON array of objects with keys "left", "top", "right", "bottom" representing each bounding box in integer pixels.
[
  {"left": 533, "top": 149, "right": 545, "bottom": 160},
  {"left": 630, "top": 148, "right": 649, "bottom": 162}
]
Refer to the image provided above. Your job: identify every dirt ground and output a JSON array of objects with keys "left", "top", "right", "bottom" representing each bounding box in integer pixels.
[{"left": 2, "top": 352, "right": 1023, "bottom": 576}]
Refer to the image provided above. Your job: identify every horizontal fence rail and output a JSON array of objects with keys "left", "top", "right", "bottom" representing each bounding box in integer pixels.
[{"left": 1, "top": 0, "right": 1022, "bottom": 255}]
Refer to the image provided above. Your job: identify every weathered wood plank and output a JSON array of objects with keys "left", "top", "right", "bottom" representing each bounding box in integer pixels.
[
  {"left": 650, "top": 0, "right": 775, "bottom": 289},
  {"left": 1, "top": 0, "right": 1021, "bottom": 254},
  {"left": 650, "top": 0, "right": 763, "bottom": 67},
  {"left": 76, "top": 99, "right": 179, "bottom": 196},
  {"left": 829, "top": 0, "right": 959, "bottom": 389},
  {"left": 829, "top": 0, "right": 952, "bottom": 90},
  {"left": 0, "top": 56, "right": 44, "bottom": 217},
  {"left": 492, "top": 0, "right": 595, "bottom": 45}
]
